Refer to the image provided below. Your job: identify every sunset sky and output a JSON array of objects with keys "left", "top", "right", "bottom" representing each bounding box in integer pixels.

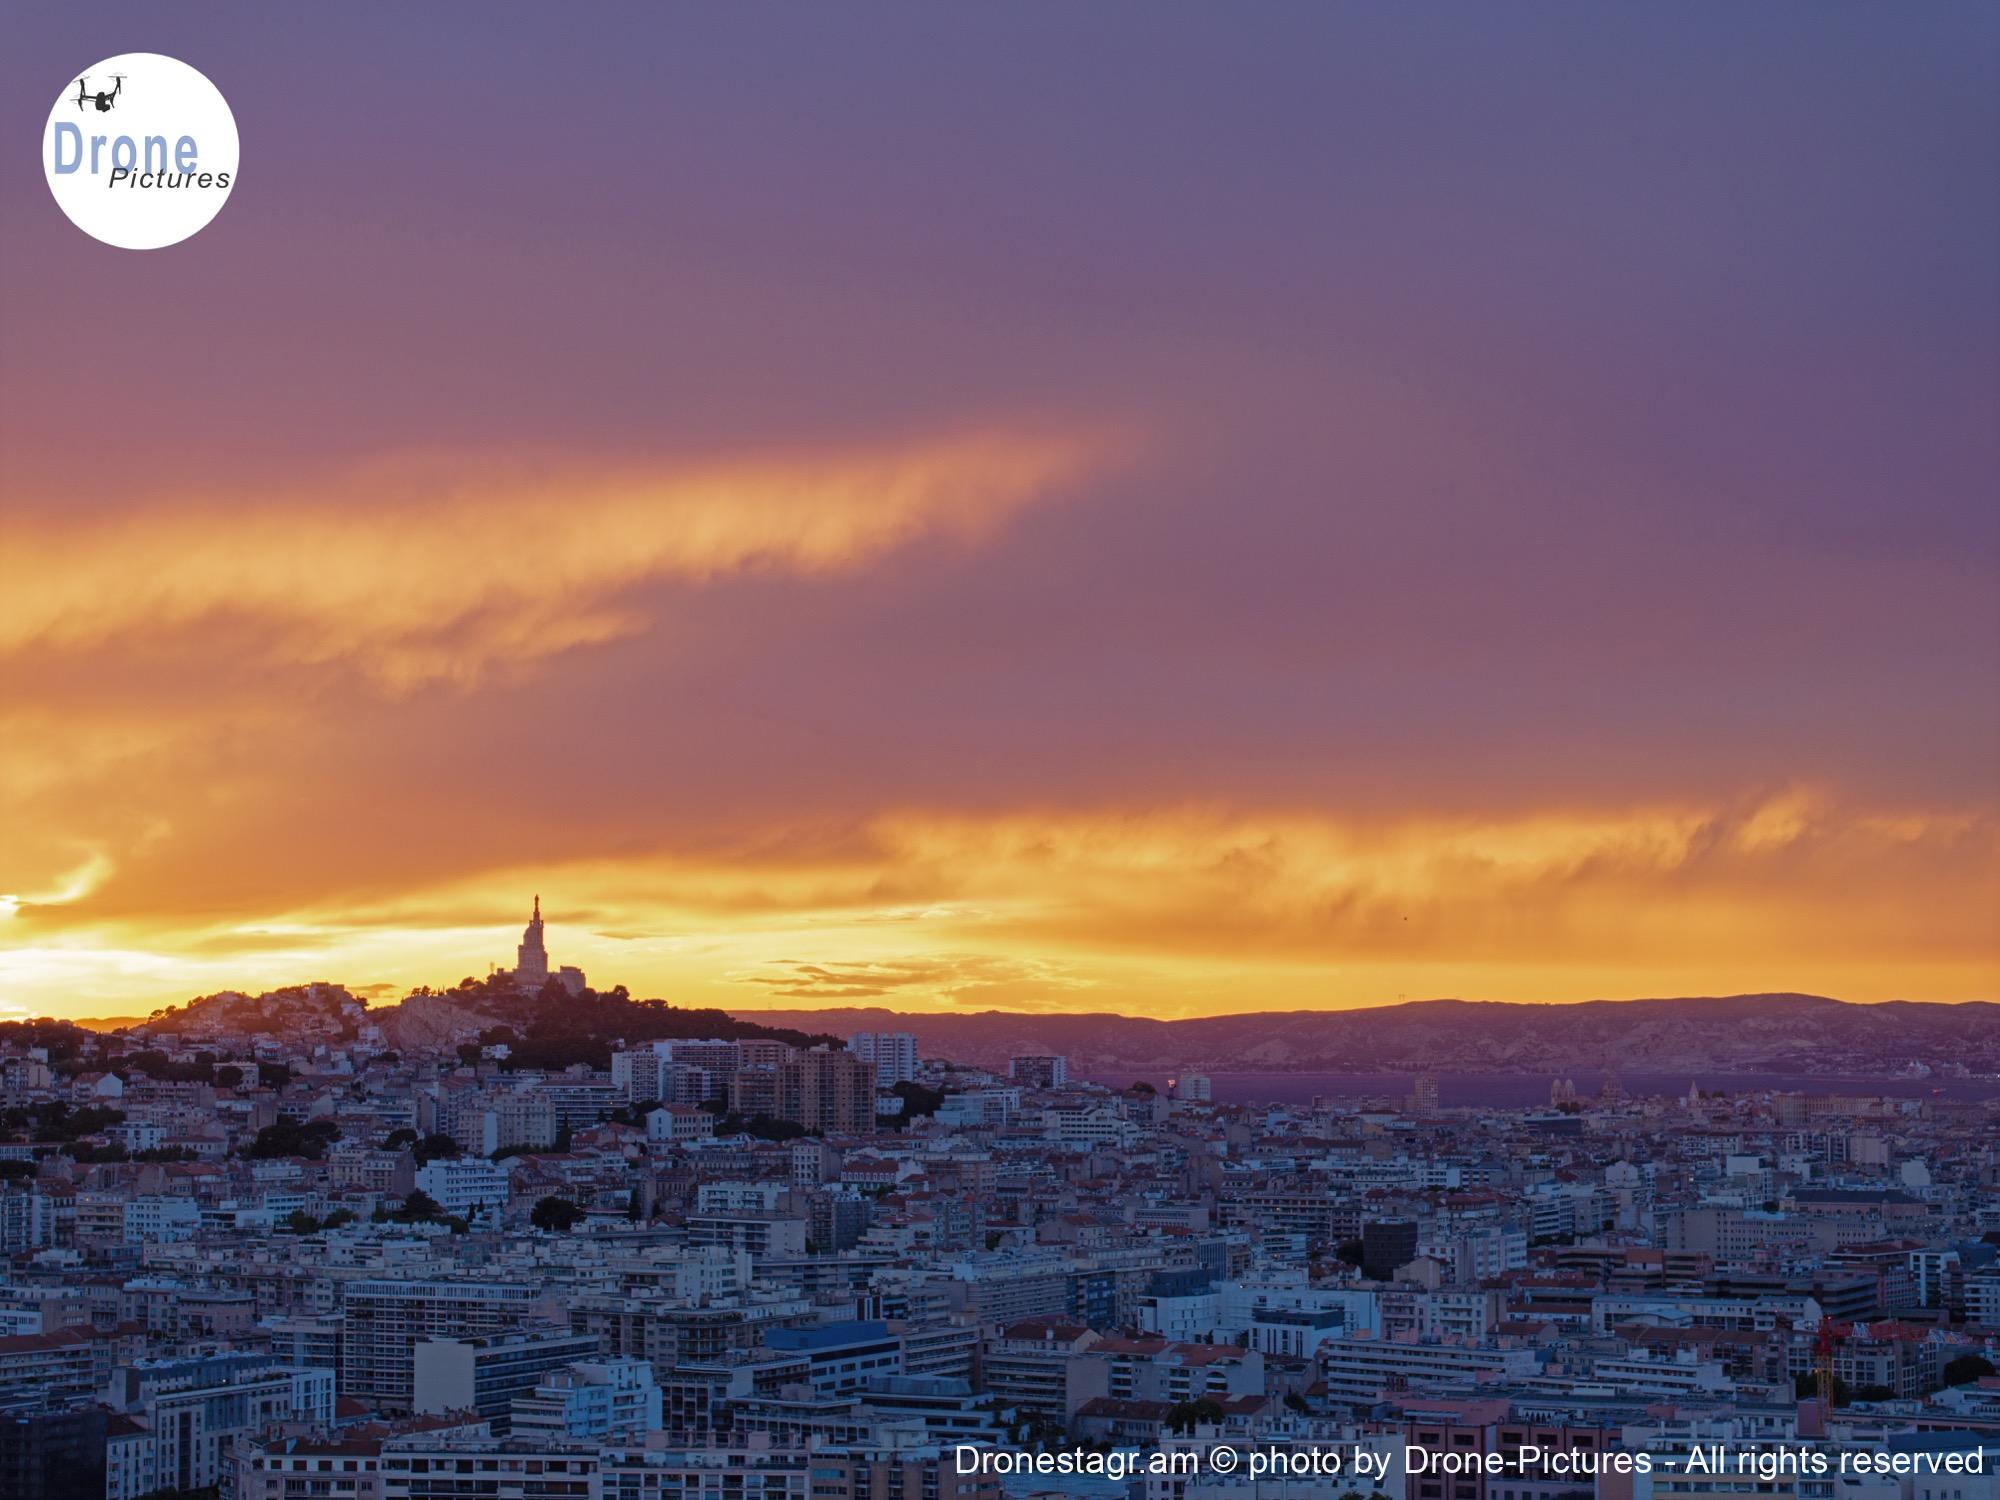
[{"left": 2, "top": 5, "right": 1995, "bottom": 1022}]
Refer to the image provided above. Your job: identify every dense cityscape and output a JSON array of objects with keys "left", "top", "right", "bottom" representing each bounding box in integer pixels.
[
  {"left": 10, "top": 4, "right": 1994, "bottom": 1500},
  {"left": 1, "top": 904, "right": 1994, "bottom": 1500}
]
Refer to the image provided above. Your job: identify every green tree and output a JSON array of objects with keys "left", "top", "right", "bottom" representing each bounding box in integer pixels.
[
  {"left": 531, "top": 1195, "right": 586, "bottom": 1231},
  {"left": 1165, "top": 1398, "right": 1224, "bottom": 1434},
  {"left": 394, "top": 1189, "right": 445, "bottom": 1223},
  {"left": 245, "top": 1117, "right": 340, "bottom": 1160},
  {"left": 891, "top": 1081, "right": 945, "bottom": 1118},
  {"left": 1943, "top": 1354, "right": 1995, "bottom": 1387},
  {"left": 1794, "top": 1372, "right": 1853, "bottom": 1406}
]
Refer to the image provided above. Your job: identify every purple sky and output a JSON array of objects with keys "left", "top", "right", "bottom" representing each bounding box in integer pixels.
[{"left": 2, "top": 4, "right": 1994, "bottom": 1018}]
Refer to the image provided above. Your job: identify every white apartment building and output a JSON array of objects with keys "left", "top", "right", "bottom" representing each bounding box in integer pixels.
[
  {"left": 848, "top": 1032, "right": 920, "bottom": 1087},
  {"left": 509, "top": 1357, "right": 662, "bottom": 1441},
  {"left": 412, "top": 1327, "right": 607, "bottom": 1429},
  {"left": 414, "top": 1158, "right": 510, "bottom": 1219},
  {"left": 106, "top": 1355, "right": 335, "bottom": 1495},
  {"left": 341, "top": 1279, "right": 551, "bottom": 1412},
  {"left": 1314, "top": 1333, "right": 1541, "bottom": 1400}
]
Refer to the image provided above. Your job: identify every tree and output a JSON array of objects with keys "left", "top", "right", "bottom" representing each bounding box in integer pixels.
[
  {"left": 1794, "top": 1372, "right": 1853, "bottom": 1406},
  {"left": 412, "top": 1132, "right": 461, "bottom": 1165},
  {"left": 394, "top": 1189, "right": 445, "bottom": 1223},
  {"left": 531, "top": 1195, "right": 585, "bottom": 1231},
  {"left": 286, "top": 1210, "right": 323, "bottom": 1235},
  {"left": 1943, "top": 1354, "right": 1995, "bottom": 1387},
  {"left": 891, "top": 1081, "right": 945, "bottom": 1119},
  {"left": 1165, "top": 1398, "right": 1224, "bottom": 1434},
  {"left": 245, "top": 1117, "right": 340, "bottom": 1160}
]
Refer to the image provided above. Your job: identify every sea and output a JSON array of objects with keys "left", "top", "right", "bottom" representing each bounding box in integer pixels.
[{"left": 1082, "top": 1071, "right": 2000, "bottom": 1107}]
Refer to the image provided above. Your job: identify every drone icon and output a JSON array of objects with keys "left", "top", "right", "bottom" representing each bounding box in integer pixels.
[{"left": 73, "top": 74, "right": 125, "bottom": 113}]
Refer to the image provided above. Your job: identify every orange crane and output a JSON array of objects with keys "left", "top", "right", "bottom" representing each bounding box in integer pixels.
[{"left": 1814, "top": 1318, "right": 1846, "bottom": 1409}]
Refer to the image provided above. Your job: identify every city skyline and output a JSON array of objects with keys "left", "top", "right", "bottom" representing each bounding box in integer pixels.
[{"left": 3, "top": 4, "right": 1996, "bottom": 1021}]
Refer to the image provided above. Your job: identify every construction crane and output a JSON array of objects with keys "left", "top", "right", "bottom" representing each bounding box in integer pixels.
[{"left": 1814, "top": 1318, "right": 1845, "bottom": 1409}]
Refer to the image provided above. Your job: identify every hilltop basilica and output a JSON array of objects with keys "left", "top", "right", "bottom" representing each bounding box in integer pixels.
[{"left": 496, "top": 895, "right": 588, "bottom": 996}]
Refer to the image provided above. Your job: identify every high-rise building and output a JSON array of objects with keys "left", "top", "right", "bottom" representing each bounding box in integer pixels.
[
  {"left": 412, "top": 1328, "right": 607, "bottom": 1431},
  {"left": 1361, "top": 1218, "right": 1420, "bottom": 1281},
  {"left": 847, "top": 1032, "right": 919, "bottom": 1087},
  {"left": 777, "top": 1049, "right": 876, "bottom": 1135},
  {"left": 1010, "top": 1054, "right": 1067, "bottom": 1089},
  {"left": 0, "top": 1406, "right": 107, "bottom": 1500},
  {"left": 342, "top": 1280, "right": 549, "bottom": 1412},
  {"left": 1411, "top": 1073, "right": 1440, "bottom": 1116}
]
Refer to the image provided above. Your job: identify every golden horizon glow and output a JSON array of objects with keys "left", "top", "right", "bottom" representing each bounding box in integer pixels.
[{"left": 4, "top": 796, "right": 1992, "bottom": 1022}]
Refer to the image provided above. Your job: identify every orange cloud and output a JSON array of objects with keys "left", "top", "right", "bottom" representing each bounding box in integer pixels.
[
  {"left": 2, "top": 423, "right": 1990, "bottom": 1024},
  {"left": 1, "top": 428, "right": 1108, "bottom": 691},
  {"left": 5, "top": 794, "right": 1990, "bottom": 1021}
]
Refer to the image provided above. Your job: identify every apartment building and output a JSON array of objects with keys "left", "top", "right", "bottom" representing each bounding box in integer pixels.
[
  {"left": 412, "top": 1327, "right": 608, "bottom": 1430},
  {"left": 342, "top": 1280, "right": 551, "bottom": 1411}
]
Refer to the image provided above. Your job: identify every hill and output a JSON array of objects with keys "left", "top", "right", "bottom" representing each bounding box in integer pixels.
[
  {"left": 110, "top": 976, "right": 840, "bottom": 1068},
  {"left": 131, "top": 983, "right": 367, "bottom": 1043},
  {"left": 70, "top": 1015, "right": 148, "bottom": 1034}
]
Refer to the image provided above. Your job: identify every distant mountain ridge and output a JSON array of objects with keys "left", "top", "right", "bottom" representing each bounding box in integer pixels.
[
  {"left": 59, "top": 990, "right": 1997, "bottom": 1079},
  {"left": 739, "top": 994, "right": 2000, "bottom": 1077}
]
